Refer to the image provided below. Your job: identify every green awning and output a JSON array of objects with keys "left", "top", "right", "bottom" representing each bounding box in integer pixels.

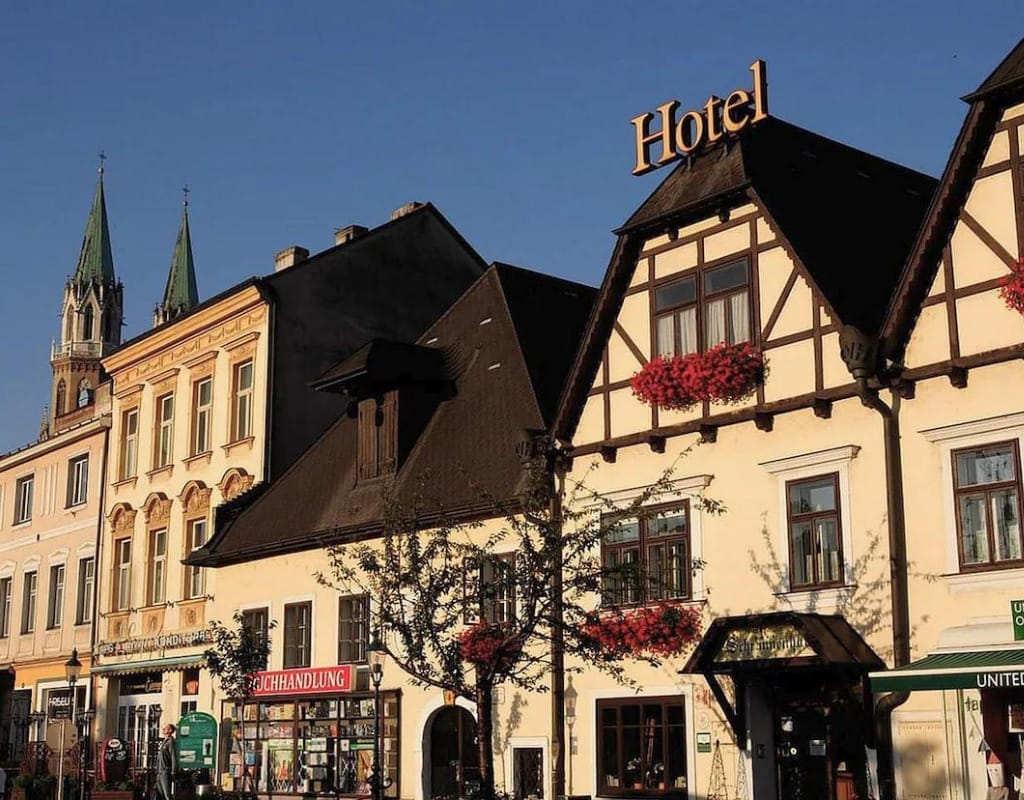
[
  {"left": 870, "top": 649, "right": 1024, "bottom": 692},
  {"left": 92, "top": 655, "right": 205, "bottom": 676}
]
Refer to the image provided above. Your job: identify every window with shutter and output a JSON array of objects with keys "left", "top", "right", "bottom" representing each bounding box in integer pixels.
[{"left": 357, "top": 392, "right": 398, "bottom": 481}]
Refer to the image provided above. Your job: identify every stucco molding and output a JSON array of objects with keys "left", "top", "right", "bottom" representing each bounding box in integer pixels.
[
  {"left": 920, "top": 411, "right": 1024, "bottom": 443},
  {"left": 758, "top": 445, "right": 861, "bottom": 475}
]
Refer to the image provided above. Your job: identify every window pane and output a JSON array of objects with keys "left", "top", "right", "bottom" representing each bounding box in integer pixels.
[
  {"left": 704, "top": 260, "right": 748, "bottom": 294},
  {"left": 601, "top": 727, "right": 619, "bottom": 787},
  {"left": 654, "top": 277, "right": 696, "bottom": 311},
  {"left": 728, "top": 290, "right": 750, "bottom": 343},
  {"left": 647, "top": 544, "right": 665, "bottom": 600},
  {"left": 705, "top": 298, "right": 726, "bottom": 347},
  {"left": 790, "top": 522, "right": 813, "bottom": 586},
  {"left": 650, "top": 511, "right": 685, "bottom": 538},
  {"left": 959, "top": 494, "right": 990, "bottom": 564},
  {"left": 956, "top": 446, "right": 1015, "bottom": 487},
  {"left": 992, "top": 489, "right": 1022, "bottom": 561},
  {"left": 604, "top": 519, "right": 640, "bottom": 544},
  {"left": 655, "top": 315, "right": 675, "bottom": 357},
  {"left": 678, "top": 307, "right": 698, "bottom": 355},
  {"left": 667, "top": 541, "right": 687, "bottom": 598},
  {"left": 816, "top": 518, "right": 841, "bottom": 583},
  {"left": 789, "top": 479, "right": 836, "bottom": 514}
]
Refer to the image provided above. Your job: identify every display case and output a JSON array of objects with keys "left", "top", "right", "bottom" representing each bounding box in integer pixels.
[{"left": 224, "top": 691, "right": 399, "bottom": 797}]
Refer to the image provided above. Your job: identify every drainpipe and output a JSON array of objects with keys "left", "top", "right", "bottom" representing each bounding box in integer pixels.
[{"left": 839, "top": 327, "right": 910, "bottom": 800}]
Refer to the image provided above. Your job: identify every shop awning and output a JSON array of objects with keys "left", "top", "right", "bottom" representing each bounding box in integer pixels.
[
  {"left": 91, "top": 655, "right": 205, "bottom": 676},
  {"left": 870, "top": 649, "right": 1024, "bottom": 692}
]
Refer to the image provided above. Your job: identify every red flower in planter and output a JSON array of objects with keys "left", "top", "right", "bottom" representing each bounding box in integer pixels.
[
  {"left": 459, "top": 622, "right": 522, "bottom": 671},
  {"left": 1000, "top": 257, "right": 1024, "bottom": 315},
  {"left": 631, "top": 343, "right": 766, "bottom": 410},
  {"left": 582, "top": 603, "right": 701, "bottom": 658}
]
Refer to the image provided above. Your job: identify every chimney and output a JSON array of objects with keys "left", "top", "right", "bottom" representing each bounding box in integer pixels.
[
  {"left": 389, "top": 201, "right": 425, "bottom": 221},
  {"left": 334, "top": 225, "right": 368, "bottom": 246},
  {"left": 275, "top": 245, "right": 309, "bottom": 272}
]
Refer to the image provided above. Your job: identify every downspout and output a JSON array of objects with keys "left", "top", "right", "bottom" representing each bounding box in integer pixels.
[
  {"left": 89, "top": 418, "right": 112, "bottom": 742},
  {"left": 839, "top": 327, "right": 910, "bottom": 800}
]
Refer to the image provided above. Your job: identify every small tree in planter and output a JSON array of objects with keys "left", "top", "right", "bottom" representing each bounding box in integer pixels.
[{"left": 205, "top": 611, "right": 277, "bottom": 700}]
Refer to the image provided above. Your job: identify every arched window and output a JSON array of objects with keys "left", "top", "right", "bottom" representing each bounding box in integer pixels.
[
  {"left": 64, "top": 313, "right": 73, "bottom": 345},
  {"left": 102, "top": 310, "right": 113, "bottom": 342},
  {"left": 55, "top": 380, "right": 66, "bottom": 417},
  {"left": 76, "top": 379, "right": 91, "bottom": 408},
  {"left": 82, "top": 306, "right": 94, "bottom": 340}
]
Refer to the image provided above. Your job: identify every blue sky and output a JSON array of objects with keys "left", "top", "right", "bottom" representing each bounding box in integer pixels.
[{"left": 1, "top": 2, "right": 1022, "bottom": 452}]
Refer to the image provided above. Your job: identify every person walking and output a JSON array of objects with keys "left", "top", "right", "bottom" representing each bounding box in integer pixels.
[{"left": 156, "top": 724, "right": 176, "bottom": 800}]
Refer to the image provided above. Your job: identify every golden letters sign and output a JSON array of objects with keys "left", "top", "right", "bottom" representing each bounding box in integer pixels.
[{"left": 631, "top": 60, "right": 769, "bottom": 176}]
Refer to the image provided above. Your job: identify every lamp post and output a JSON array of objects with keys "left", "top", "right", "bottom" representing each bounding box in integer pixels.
[
  {"left": 57, "top": 650, "right": 82, "bottom": 800},
  {"left": 135, "top": 705, "right": 146, "bottom": 791},
  {"left": 563, "top": 677, "right": 577, "bottom": 797},
  {"left": 366, "top": 635, "right": 385, "bottom": 800}
]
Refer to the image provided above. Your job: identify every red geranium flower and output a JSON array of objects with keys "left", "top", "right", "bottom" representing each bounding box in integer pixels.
[
  {"left": 1000, "top": 256, "right": 1024, "bottom": 315},
  {"left": 631, "top": 343, "right": 765, "bottom": 410}
]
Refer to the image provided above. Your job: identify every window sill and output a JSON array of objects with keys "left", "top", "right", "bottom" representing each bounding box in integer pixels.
[
  {"left": 146, "top": 464, "right": 174, "bottom": 480},
  {"left": 11, "top": 520, "right": 31, "bottom": 529},
  {"left": 944, "top": 567, "right": 1024, "bottom": 593},
  {"left": 222, "top": 436, "right": 255, "bottom": 455},
  {"left": 113, "top": 476, "right": 138, "bottom": 491},
  {"left": 184, "top": 451, "right": 213, "bottom": 470},
  {"left": 64, "top": 502, "right": 86, "bottom": 512}
]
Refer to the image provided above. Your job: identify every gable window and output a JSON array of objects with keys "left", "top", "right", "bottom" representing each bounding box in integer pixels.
[
  {"left": 954, "top": 442, "right": 1023, "bottom": 569},
  {"left": 192, "top": 378, "right": 213, "bottom": 455},
  {"left": 786, "top": 474, "right": 843, "bottom": 589},
  {"left": 0, "top": 578, "right": 11, "bottom": 638},
  {"left": 231, "top": 360, "right": 254, "bottom": 442},
  {"left": 76, "top": 557, "right": 94, "bottom": 625},
  {"left": 338, "top": 594, "right": 369, "bottom": 664},
  {"left": 46, "top": 564, "right": 65, "bottom": 629},
  {"left": 465, "top": 556, "right": 516, "bottom": 624},
  {"left": 601, "top": 504, "right": 690, "bottom": 607},
  {"left": 113, "top": 538, "right": 132, "bottom": 611},
  {"left": 13, "top": 476, "right": 33, "bottom": 525},
  {"left": 66, "top": 454, "right": 89, "bottom": 507},
  {"left": 654, "top": 258, "right": 750, "bottom": 357},
  {"left": 147, "top": 529, "right": 168, "bottom": 606},
  {"left": 242, "top": 607, "right": 269, "bottom": 649},
  {"left": 154, "top": 394, "right": 175, "bottom": 468},
  {"left": 284, "top": 602, "right": 312, "bottom": 668},
  {"left": 120, "top": 409, "right": 139, "bottom": 480},
  {"left": 184, "top": 519, "right": 208, "bottom": 599},
  {"left": 357, "top": 393, "right": 397, "bottom": 481},
  {"left": 21, "top": 572, "right": 37, "bottom": 634},
  {"left": 597, "top": 696, "right": 688, "bottom": 795}
]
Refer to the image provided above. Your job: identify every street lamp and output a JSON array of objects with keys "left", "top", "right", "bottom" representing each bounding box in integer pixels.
[
  {"left": 57, "top": 650, "right": 82, "bottom": 800},
  {"left": 366, "top": 634, "right": 386, "bottom": 800},
  {"left": 135, "top": 706, "right": 147, "bottom": 787},
  {"left": 564, "top": 676, "right": 578, "bottom": 796}
]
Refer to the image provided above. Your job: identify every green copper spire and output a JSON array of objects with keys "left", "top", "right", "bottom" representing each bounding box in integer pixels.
[
  {"left": 157, "top": 190, "right": 198, "bottom": 322},
  {"left": 73, "top": 160, "right": 116, "bottom": 285}
]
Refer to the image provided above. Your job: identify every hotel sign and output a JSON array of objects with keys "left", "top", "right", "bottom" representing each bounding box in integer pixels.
[
  {"left": 631, "top": 60, "right": 768, "bottom": 176},
  {"left": 98, "top": 628, "right": 214, "bottom": 657},
  {"left": 251, "top": 665, "right": 354, "bottom": 697}
]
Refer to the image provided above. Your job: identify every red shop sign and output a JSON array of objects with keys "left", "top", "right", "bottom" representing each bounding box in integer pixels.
[{"left": 251, "top": 665, "right": 354, "bottom": 697}]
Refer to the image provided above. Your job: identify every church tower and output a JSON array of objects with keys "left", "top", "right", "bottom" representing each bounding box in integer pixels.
[
  {"left": 153, "top": 190, "right": 198, "bottom": 326},
  {"left": 51, "top": 161, "right": 123, "bottom": 425}
]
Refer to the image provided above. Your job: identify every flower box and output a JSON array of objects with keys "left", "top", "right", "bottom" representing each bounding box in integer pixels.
[
  {"left": 458, "top": 622, "right": 522, "bottom": 671},
  {"left": 1000, "top": 256, "right": 1024, "bottom": 315},
  {"left": 631, "top": 342, "right": 766, "bottom": 410},
  {"left": 583, "top": 602, "right": 702, "bottom": 658}
]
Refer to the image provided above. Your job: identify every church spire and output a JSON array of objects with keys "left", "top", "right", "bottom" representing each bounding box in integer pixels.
[
  {"left": 73, "top": 154, "right": 116, "bottom": 286},
  {"left": 154, "top": 186, "right": 199, "bottom": 326}
]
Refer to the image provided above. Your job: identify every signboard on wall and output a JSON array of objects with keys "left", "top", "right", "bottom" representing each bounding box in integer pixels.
[
  {"left": 250, "top": 666, "right": 353, "bottom": 697},
  {"left": 1012, "top": 600, "right": 1024, "bottom": 641},
  {"left": 177, "top": 711, "right": 218, "bottom": 770}
]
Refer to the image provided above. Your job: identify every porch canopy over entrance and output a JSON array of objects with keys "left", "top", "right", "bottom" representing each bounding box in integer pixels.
[
  {"left": 870, "top": 649, "right": 1024, "bottom": 692},
  {"left": 681, "top": 611, "right": 884, "bottom": 745}
]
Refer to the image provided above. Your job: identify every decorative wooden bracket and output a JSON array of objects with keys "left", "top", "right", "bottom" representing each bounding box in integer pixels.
[
  {"left": 754, "top": 412, "right": 774, "bottom": 432},
  {"left": 704, "top": 672, "right": 747, "bottom": 749},
  {"left": 599, "top": 446, "right": 617, "bottom": 464},
  {"left": 812, "top": 398, "right": 833, "bottom": 419},
  {"left": 648, "top": 435, "right": 666, "bottom": 454},
  {"left": 949, "top": 366, "right": 968, "bottom": 389},
  {"left": 699, "top": 424, "right": 718, "bottom": 444},
  {"left": 892, "top": 379, "right": 915, "bottom": 400}
]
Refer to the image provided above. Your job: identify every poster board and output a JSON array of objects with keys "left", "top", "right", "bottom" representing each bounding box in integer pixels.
[{"left": 177, "top": 711, "right": 218, "bottom": 770}]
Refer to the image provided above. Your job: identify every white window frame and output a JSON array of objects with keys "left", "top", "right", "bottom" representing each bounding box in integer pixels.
[
  {"left": 232, "top": 360, "right": 254, "bottom": 442},
  {"left": 114, "top": 538, "right": 132, "bottom": 611},
  {"left": 185, "top": 519, "right": 208, "bottom": 599},
  {"left": 920, "top": 412, "right": 1024, "bottom": 591},
  {"left": 46, "top": 564, "right": 65, "bottom": 629},
  {"left": 155, "top": 394, "right": 175, "bottom": 468},
  {"left": 13, "top": 475, "right": 33, "bottom": 525},
  {"left": 759, "top": 446, "right": 859, "bottom": 606},
  {"left": 121, "top": 409, "right": 139, "bottom": 480},
  {"left": 67, "top": 454, "right": 89, "bottom": 508},
  {"left": 0, "top": 577, "right": 12, "bottom": 638},
  {"left": 505, "top": 736, "right": 549, "bottom": 800},
  {"left": 148, "top": 529, "right": 168, "bottom": 606},
  {"left": 76, "top": 556, "right": 95, "bottom": 625},
  {"left": 192, "top": 378, "right": 213, "bottom": 455},
  {"left": 21, "top": 571, "right": 37, "bottom": 634}
]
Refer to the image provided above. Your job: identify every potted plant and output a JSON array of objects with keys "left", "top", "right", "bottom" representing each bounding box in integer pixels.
[
  {"left": 625, "top": 757, "right": 642, "bottom": 789},
  {"left": 11, "top": 772, "right": 33, "bottom": 800},
  {"left": 582, "top": 602, "right": 702, "bottom": 658}
]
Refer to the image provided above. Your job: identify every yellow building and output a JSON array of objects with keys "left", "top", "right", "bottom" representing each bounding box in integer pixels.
[{"left": 93, "top": 203, "right": 487, "bottom": 760}]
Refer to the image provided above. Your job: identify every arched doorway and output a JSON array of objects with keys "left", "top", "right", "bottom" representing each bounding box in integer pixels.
[{"left": 428, "top": 706, "right": 479, "bottom": 799}]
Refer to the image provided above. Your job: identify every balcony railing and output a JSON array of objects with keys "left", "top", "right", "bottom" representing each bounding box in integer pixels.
[{"left": 50, "top": 341, "right": 106, "bottom": 359}]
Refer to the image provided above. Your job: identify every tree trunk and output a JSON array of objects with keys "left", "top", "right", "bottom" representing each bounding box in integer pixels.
[{"left": 476, "top": 677, "right": 496, "bottom": 800}]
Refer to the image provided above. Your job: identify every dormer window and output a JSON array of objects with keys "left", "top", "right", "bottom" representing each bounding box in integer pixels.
[{"left": 357, "top": 392, "right": 397, "bottom": 481}]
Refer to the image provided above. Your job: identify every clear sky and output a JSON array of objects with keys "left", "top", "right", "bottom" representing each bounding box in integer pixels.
[{"left": 1, "top": 2, "right": 1022, "bottom": 452}]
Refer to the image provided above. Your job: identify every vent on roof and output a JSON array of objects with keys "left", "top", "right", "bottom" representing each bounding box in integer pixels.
[
  {"left": 274, "top": 246, "right": 309, "bottom": 272},
  {"left": 334, "top": 225, "right": 368, "bottom": 246},
  {"left": 390, "top": 202, "right": 425, "bottom": 221}
]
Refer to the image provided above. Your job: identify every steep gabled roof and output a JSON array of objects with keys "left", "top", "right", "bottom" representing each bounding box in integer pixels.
[
  {"left": 158, "top": 203, "right": 199, "bottom": 319},
  {"left": 556, "top": 116, "right": 936, "bottom": 441},
  {"left": 190, "top": 264, "right": 596, "bottom": 566},
  {"left": 74, "top": 170, "right": 116, "bottom": 285},
  {"left": 882, "top": 40, "right": 1024, "bottom": 359}
]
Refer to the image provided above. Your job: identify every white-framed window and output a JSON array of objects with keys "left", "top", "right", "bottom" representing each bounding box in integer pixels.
[
  {"left": 114, "top": 538, "right": 131, "bottom": 611},
  {"left": 154, "top": 394, "right": 175, "bottom": 468},
  {"left": 185, "top": 519, "right": 208, "bottom": 599},
  {"left": 66, "top": 454, "right": 89, "bottom": 507},
  {"left": 232, "top": 360, "right": 254, "bottom": 442},
  {"left": 13, "top": 476, "right": 33, "bottom": 525},
  {"left": 760, "top": 446, "right": 859, "bottom": 601},
  {"left": 46, "top": 564, "right": 65, "bottom": 629},
  {"left": 120, "top": 409, "right": 139, "bottom": 480},
  {"left": 147, "top": 529, "right": 168, "bottom": 605},
  {"left": 76, "top": 557, "right": 94, "bottom": 625},
  {"left": 191, "top": 378, "right": 213, "bottom": 455},
  {"left": 0, "top": 578, "right": 12, "bottom": 638},
  {"left": 21, "top": 571, "right": 37, "bottom": 634}
]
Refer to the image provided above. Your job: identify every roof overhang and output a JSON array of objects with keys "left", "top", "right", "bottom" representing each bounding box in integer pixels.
[{"left": 870, "top": 649, "right": 1024, "bottom": 693}]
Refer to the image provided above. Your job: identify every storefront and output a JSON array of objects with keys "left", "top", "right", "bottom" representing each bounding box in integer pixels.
[
  {"left": 682, "top": 612, "right": 883, "bottom": 800},
  {"left": 220, "top": 666, "right": 399, "bottom": 798}
]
